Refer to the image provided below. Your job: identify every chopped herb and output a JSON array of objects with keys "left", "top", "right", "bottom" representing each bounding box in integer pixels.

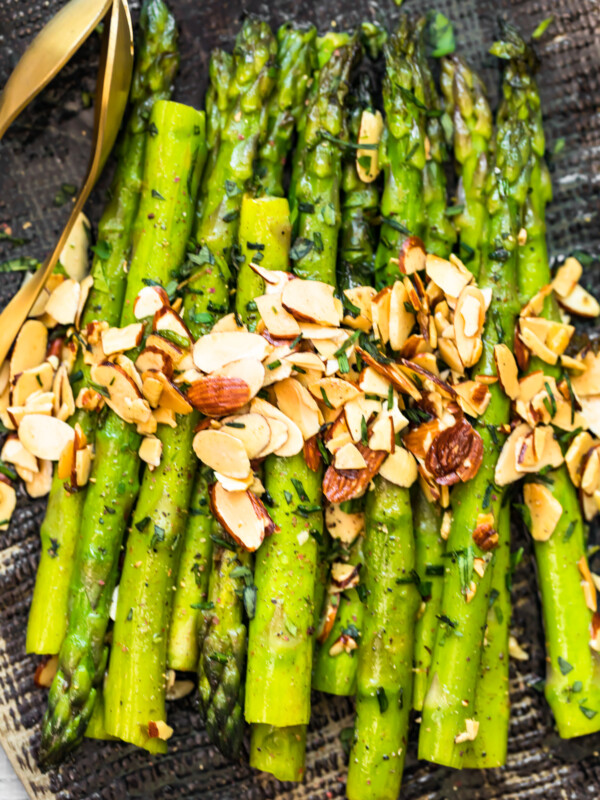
[
  {"left": 445, "top": 204, "right": 464, "bottom": 217},
  {"left": 289, "top": 237, "right": 314, "bottom": 261},
  {"left": 0, "top": 256, "right": 40, "bottom": 272},
  {"left": 320, "top": 387, "right": 333, "bottom": 409},
  {"left": 334, "top": 330, "right": 361, "bottom": 358},
  {"left": 553, "top": 137, "right": 566, "bottom": 157},
  {"left": 558, "top": 656, "right": 573, "bottom": 675},
  {"left": 209, "top": 653, "right": 228, "bottom": 664},
  {"left": 482, "top": 483, "right": 494, "bottom": 510},
  {"left": 337, "top": 351, "right": 350, "bottom": 374},
  {"left": 339, "top": 726, "right": 354, "bottom": 755},
  {"left": 579, "top": 704, "right": 597, "bottom": 720},
  {"left": 192, "top": 311, "right": 213, "bottom": 324},
  {"left": 48, "top": 538, "right": 60, "bottom": 559},
  {"left": 381, "top": 215, "right": 410, "bottom": 236},
  {"left": 564, "top": 520, "right": 576, "bottom": 542},
  {"left": 266, "top": 359, "right": 281, "bottom": 371},
  {"left": 425, "top": 10, "right": 455, "bottom": 57},
  {"left": 158, "top": 329, "right": 190, "bottom": 349},
  {"left": 360, "top": 415, "right": 369, "bottom": 446},
  {"left": 126, "top": 607, "right": 133, "bottom": 621},
  {"left": 376, "top": 687, "right": 388, "bottom": 713},
  {"left": 317, "top": 438, "right": 331, "bottom": 466},
  {"left": 222, "top": 209, "right": 240, "bottom": 223},
  {"left": 425, "top": 564, "right": 444, "bottom": 577},
  {"left": 489, "top": 247, "right": 510, "bottom": 262},
  {"left": 151, "top": 189, "right": 166, "bottom": 201},
  {"left": 0, "top": 462, "right": 17, "bottom": 482},
  {"left": 358, "top": 154, "right": 372, "bottom": 171},
  {"left": 572, "top": 680, "right": 583, "bottom": 693},
  {"left": 190, "top": 600, "right": 214, "bottom": 610},
  {"left": 53, "top": 182, "right": 77, "bottom": 207},
  {"left": 148, "top": 121, "right": 158, "bottom": 137},
  {"left": 91, "top": 240, "right": 112, "bottom": 260},
  {"left": 243, "top": 584, "right": 257, "bottom": 619},
  {"left": 210, "top": 532, "right": 236, "bottom": 551},
  {"left": 457, "top": 546, "right": 475, "bottom": 593},
  {"left": 298, "top": 202, "right": 315, "bottom": 214},
  {"left": 321, "top": 203, "right": 337, "bottom": 226},
  {"left": 224, "top": 179, "right": 242, "bottom": 197},
  {"left": 135, "top": 516, "right": 151, "bottom": 532},
  {"left": 313, "top": 231, "right": 324, "bottom": 253},
  {"left": 544, "top": 381, "right": 557, "bottom": 418},
  {"left": 488, "top": 588, "right": 500, "bottom": 608},
  {"left": 297, "top": 504, "right": 321, "bottom": 516},
  {"left": 284, "top": 490, "right": 293, "bottom": 505},
  {"left": 224, "top": 421, "right": 246, "bottom": 429},
  {"left": 69, "top": 369, "right": 84, "bottom": 385},
  {"left": 532, "top": 15, "right": 554, "bottom": 39},
  {"left": 291, "top": 478, "right": 309, "bottom": 503},
  {"left": 487, "top": 423, "right": 499, "bottom": 446},
  {"left": 320, "top": 130, "right": 377, "bottom": 151},
  {"left": 437, "top": 613, "right": 457, "bottom": 628},
  {"left": 151, "top": 525, "right": 165, "bottom": 547}
]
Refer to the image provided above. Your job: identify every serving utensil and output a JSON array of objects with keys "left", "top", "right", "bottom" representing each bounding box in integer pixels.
[{"left": 0, "top": 0, "right": 134, "bottom": 365}]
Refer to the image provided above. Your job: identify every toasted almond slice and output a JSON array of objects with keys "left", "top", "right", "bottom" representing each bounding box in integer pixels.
[
  {"left": 90, "top": 361, "right": 147, "bottom": 424},
  {"left": 371, "top": 286, "right": 392, "bottom": 345},
  {"left": 316, "top": 594, "right": 340, "bottom": 643},
  {"left": 581, "top": 392, "right": 600, "bottom": 437},
  {"left": 255, "top": 293, "right": 301, "bottom": 339},
  {"left": 356, "top": 109, "right": 383, "bottom": 181},
  {"left": 139, "top": 436, "right": 163, "bottom": 469},
  {"left": 262, "top": 346, "right": 294, "bottom": 386},
  {"left": 455, "top": 719, "right": 479, "bottom": 745},
  {"left": 368, "top": 411, "right": 394, "bottom": 453},
  {"left": 379, "top": 448, "right": 418, "bottom": 488},
  {"left": 101, "top": 323, "right": 144, "bottom": 356},
  {"left": 134, "top": 285, "right": 170, "bottom": 320},
  {"left": 45, "top": 278, "right": 81, "bottom": 325},
  {"left": 330, "top": 562, "right": 361, "bottom": 592},
  {"left": 155, "top": 374, "right": 193, "bottom": 415},
  {"left": 193, "top": 429, "right": 251, "bottom": 479},
  {"left": 286, "top": 351, "right": 326, "bottom": 373},
  {"left": 250, "top": 398, "right": 303, "bottom": 457},
  {"left": 495, "top": 423, "right": 563, "bottom": 485},
  {"left": 559, "top": 354, "right": 586, "bottom": 373},
  {"left": 438, "top": 337, "right": 464, "bottom": 374},
  {"left": 552, "top": 257, "right": 582, "bottom": 297},
  {"left": 453, "top": 380, "right": 491, "bottom": 417},
  {"left": 323, "top": 444, "right": 386, "bottom": 503},
  {"left": 523, "top": 482, "right": 563, "bottom": 542},
  {"left": 335, "top": 442, "right": 367, "bottom": 470},
  {"left": 216, "top": 358, "right": 264, "bottom": 400},
  {"left": 343, "top": 286, "right": 375, "bottom": 332},
  {"left": 344, "top": 395, "right": 382, "bottom": 442},
  {"left": 57, "top": 437, "right": 75, "bottom": 480},
  {"left": 214, "top": 471, "right": 254, "bottom": 492},
  {"left": 274, "top": 378, "right": 321, "bottom": 440},
  {"left": 258, "top": 416, "right": 290, "bottom": 457},
  {"left": 356, "top": 347, "right": 421, "bottom": 401},
  {"left": 0, "top": 481, "right": 16, "bottom": 531},
  {"left": 135, "top": 346, "right": 174, "bottom": 378},
  {"left": 520, "top": 284, "right": 553, "bottom": 318},
  {"left": 210, "top": 482, "right": 273, "bottom": 551},
  {"left": 359, "top": 366, "right": 392, "bottom": 398},
  {"left": 11, "top": 362, "right": 54, "bottom": 408},
  {"left": 572, "top": 352, "right": 600, "bottom": 399},
  {"left": 19, "top": 414, "right": 75, "bottom": 461},
  {"left": 2, "top": 436, "right": 39, "bottom": 473},
  {"left": 148, "top": 720, "right": 174, "bottom": 741},
  {"left": 75, "top": 274, "right": 93, "bottom": 330},
  {"left": 581, "top": 447, "right": 600, "bottom": 495},
  {"left": 193, "top": 332, "right": 269, "bottom": 373},
  {"left": 141, "top": 371, "right": 165, "bottom": 408},
  {"left": 325, "top": 503, "right": 364, "bottom": 543},
  {"left": 398, "top": 235, "right": 426, "bottom": 276},
  {"left": 75, "top": 387, "right": 103, "bottom": 412},
  {"left": 249, "top": 262, "right": 295, "bottom": 295},
  {"left": 10, "top": 320, "right": 48, "bottom": 380},
  {"left": 494, "top": 344, "right": 520, "bottom": 400},
  {"left": 212, "top": 312, "right": 248, "bottom": 333},
  {"left": 454, "top": 286, "right": 485, "bottom": 368},
  {"left": 281, "top": 279, "right": 342, "bottom": 327},
  {"left": 566, "top": 432, "right": 594, "bottom": 487},
  {"left": 74, "top": 445, "right": 93, "bottom": 487},
  {"left": 426, "top": 253, "right": 472, "bottom": 298},
  {"left": 389, "top": 281, "right": 415, "bottom": 351},
  {"left": 52, "top": 365, "right": 75, "bottom": 421},
  {"left": 154, "top": 406, "right": 177, "bottom": 427},
  {"left": 187, "top": 375, "right": 251, "bottom": 417},
  {"left": 146, "top": 333, "right": 185, "bottom": 367},
  {"left": 309, "top": 377, "right": 361, "bottom": 409},
  {"left": 25, "top": 458, "right": 52, "bottom": 498},
  {"left": 154, "top": 307, "right": 193, "bottom": 346},
  {"left": 0, "top": 362, "right": 8, "bottom": 399},
  {"left": 557, "top": 283, "right": 600, "bottom": 318},
  {"left": 220, "top": 414, "right": 271, "bottom": 460}
]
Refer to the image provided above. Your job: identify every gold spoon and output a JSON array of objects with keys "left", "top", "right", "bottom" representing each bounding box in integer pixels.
[
  {"left": 0, "top": 0, "right": 113, "bottom": 140},
  {"left": 0, "top": 0, "right": 134, "bottom": 365}
]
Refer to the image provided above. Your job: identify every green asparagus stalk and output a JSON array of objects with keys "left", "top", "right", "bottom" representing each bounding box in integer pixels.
[
  {"left": 411, "top": 486, "right": 444, "bottom": 711},
  {"left": 255, "top": 24, "right": 318, "bottom": 197},
  {"left": 26, "top": 0, "right": 179, "bottom": 656},
  {"left": 498, "top": 24, "right": 600, "bottom": 736},
  {"left": 418, "top": 87, "right": 534, "bottom": 771},
  {"left": 167, "top": 466, "right": 214, "bottom": 672},
  {"left": 463, "top": 502, "right": 511, "bottom": 767},
  {"left": 39, "top": 100, "right": 206, "bottom": 767},
  {"left": 440, "top": 54, "right": 493, "bottom": 275},
  {"left": 313, "top": 72, "right": 379, "bottom": 696},
  {"left": 246, "top": 37, "right": 359, "bottom": 783},
  {"left": 346, "top": 21, "right": 422, "bottom": 798},
  {"left": 374, "top": 17, "right": 426, "bottom": 288},
  {"left": 346, "top": 479, "right": 420, "bottom": 800},
  {"left": 105, "top": 21, "right": 277, "bottom": 756}
]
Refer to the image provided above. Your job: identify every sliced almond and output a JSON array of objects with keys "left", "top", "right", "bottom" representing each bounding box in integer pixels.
[
  {"left": 379, "top": 447, "right": 418, "bottom": 488},
  {"left": 356, "top": 347, "right": 421, "bottom": 401},
  {"left": 309, "top": 377, "right": 360, "bottom": 409},
  {"left": 212, "top": 312, "right": 248, "bottom": 333},
  {"left": 249, "top": 262, "right": 294, "bottom": 296},
  {"left": 455, "top": 719, "right": 479, "bottom": 745},
  {"left": 75, "top": 386, "right": 104, "bottom": 412},
  {"left": 519, "top": 317, "right": 574, "bottom": 365},
  {"left": 101, "top": 323, "right": 144, "bottom": 356},
  {"left": 494, "top": 343, "right": 520, "bottom": 400},
  {"left": 52, "top": 365, "right": 75, "bottom": 421},
  {"left": 193, "top": 332, "right": 269, "bottom": 373},
  {"left": 438, "top": 337, "right": 464, "bottom": 374},
  {"left": 135, "top": 346, "right": 174, "bottom": 378},
  {"left": 145, "top": 333, "right": 185, "bottom": 367},
  {"left": 74, "top": 445, "right": 93, "bottom": 487},
  {"left": 25, "top": 458, "right": 52, "bottom": 498},
  {"left": 389, "top": 281, "right": 415, "bottom": 351},
  {"left": 453, "top": 380, "right": 491, "bottom": 417},
  {"left": 0, "top": 481, "right": 16, "bottom": 531},
  {"left": 44, "top": 278, "right": 81, "bottom": 325},
  {"left": 356, "top": 109, "right": 383, "bottom": 182},
  {"left": 154, "top": 406, "right": 177, "bottom": 428},
  {"left": 193, "top": 429, "right": 251, "bottom": 479},
  {"left": 90, "top": 362, "right": 150, "bottom": 424},
  {"left": 398, "top": 236, "right": 426, "bottom": 276},
  {"left": 10, "top": 320, "right": 48, "bottom": 380},
  {"left": 557, "top": 283, "right": 600, "bottom": 318},
  {"left": 281, "top": 279, "right": 342, "bottom": 327},
  {"left": 155, "top": 374, "right": 193, "bottom": 415},
  {"left": 75, "top": 273, "right": 93, "bottom": 330},
  {"left": 343, "top": 286, "right": 375, "bottom": 332},
  {"left": 577, "top": 556, "right": 598, "bottom": 612},
  {"left": 250, "top": 398, "right": 303, "bottom": 457},
  {"left": 262, "top": 346, "right": 294, "bottom": 386},
  {"left": 368, "top": 411, "right": 394, "bottom": 453},
  {"left": 344, "top": 394, "right": 382, "bottom": 442},
  {"left": 495, "top": 423, "right": 564, "bottom": 485},
  {"left": 552, "top": 257, "right": 582, "bottom": 298},
  {"left": 1, "top": 436, "right": 39, "bottom": 473},
  {"left": 220, "top": 414, "right": 271, "bottom": 460},
  {"left": 334, "top": 442, "right": 367, "bottom": 470},
  {"left": 187, "top": 375, "right": 251, "bottom": 417},
  {"left": 147, "top": 720, "right": 173, "bottom": 741},
  {"left": 454, "top": 286, "right": 485, "bottom": 368},
  {"left": 316, "top": 594, "right": 340, "bottom": 643},
  {"left": 216, "top": 358, "right": 264, "bottom": 400},
  {"left": 359, "top": 366, "right": 391, "bottom": 398},
  {"left": 323, "top": 444, "right": 386, "bottom": 503},
  {"left": 139, "top": 437, "right": 163, "bottom": 469},
  {"left": 426, "top": 253, "right": 472, "bottom": 298},
  {"left": 571, "top": 352, "right": 600, "bottom": 398},
  {"left": 274, "top": 378, "right": 321, "bottom": 440},
  {"left": 134, "top": 285, "right": 170, "bottom": 320},
  {"left": 141, "top": 371, "right": 165, "bottom": 408},
  {"left": 371, "top": 287, "right": 391, "bottom": 345},
  {"left": 330, "top": 562, "right": 361, "bottom": 592},
  {"left": 18, "top": 414, "right": 75, "bottom": 460},
  {"left": 566, "top": 432, "right": 594, "bottom": 487},
  {"left": 523, "top": 482, "right": 563, "bottom": 541},
  {"left": 581, "top": 447, "right": 600, "bottom": 495},
  {"left": 11, "top": 362, "right": 54, "bottom": 408},
  {"left": 255, "top": 293, "right": 301, "bottom": 338},
  {"left": 210, "top": 482, "right": 273, "bottom": 552},
  {"left": 154, "top": 307, "right": 193, "bottom": 346},
  {"left": 325, "top": 503, "right": 364, "bottom": 543}
]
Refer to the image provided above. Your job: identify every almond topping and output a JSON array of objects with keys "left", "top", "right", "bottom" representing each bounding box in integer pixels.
[
  {"left": 281, "top": 279, "right": 342, "bottom": 327},
  {"left": 325, "top": 503, "right": 364, "bottom": 543},
  {"left": 557, "top": 283, "right": 600, "bottom": 318},
  {"left": 134, "top": 285, "right": 170, "bottom": 320},
  {"left": 454, "top": 286, "right": 485, "bottom": 368},
  {"left": 577, "top": 555, "right": 598, "bottom": 613},
  {"left": 209, "top": 482, "right": 274, "bottom": 552},
  {"left": 389, "top": 281, "right": 416, "bottom": 351},
  {"left": 18, "top": 414, "right": 75, "bottom": 461},
  {"left": 153, "top": 307, "right": 193, "bottom": 346},
  {"left": 379, "top": 448, "right": 418, "bottom": 488},
  {"left": 193, "top": 332, "right": 269, "bottom": 373},
  {"left": 523, "top": 482, "right": 563, "bottom": 541},
  {"left": 255, "top": 292, "right": 301, "bottom": 338},
  {"left": 187, "top": 375, "right": 252, "bottom": 417},
  {"left": 0, "top": 481, "right": 16, "bottom": 531},
  {"left": 90, "top": 362, "right": 151, "bottom": 425},
  {"left": 472, "top": 513, "right": 498, "bottom": 552},
  {"left": 494, "top": 343, "right": 520, "bottom": 400},
  {"left": 139, "top": 437, "right": 163, "bottom": 469},
  {"left": 45, "top": 278, "right": 81, "bottom": 325},
  {"left": 145, "top": 333, "right": 185, "bottom": 366},
  {"left": 552, "top": 257, "right": 582, "bottom": 298},
  {"left": 323, "top": 444, "right": 386, "bottom": 503},
  {"left": 356, "top": 109, "right": 384, "bottom": 182},
  {"left": 316, "top": 595, "right": 339, "bottom": 644},
  {"left": 1, "top": 436, "right": 38, "bottom": 473},
  {"left": 25, "top": 458, "right": 53, "bottom": 498},
  {"left": 274, "top": 378, "right": 321, "bottom": 440},
  {"left": 565, "top": 432, "right": 594, "bottom": 487},
  {"left": 10, "top": 320, "right": 48, "bottom": 380},
  {"left": 309, "top": 377, "right": 361, "bottom": 409},
  {"left": 330, "top": 562, "right": 361, "bottom": 591},
  {"left": 426, "top": 253, "right": 472, "bottom": 298},
  {"left": 425, "top": 414, "right": 484, "bottom": 485},
  {"left": 220, "top": 414, "right": 271, "bottom": 460},
  {"left": 397, "top": 236, "right": 426, "bottom": 276},
  {"left": 334, "top": 442, "right": 368, "bottom": 470},
  {"left": 101, "top": 323, "right": 144, "bottom": 355},
  {"left": 193, "top": 429, "right": 251, "bottom": 479},
  {"left": 250, "top": 398, "right": 303, "bottom": 457},
  {"left": 11, "top": 362, "right": 54, "bottom": 408},
  {"left": 34, "top": 655, "right": 59, "bottom": 688},
  {"left": 215, "top": 358, "right": 264, "bottom": 401},
  {"left": 343, "top": 286, "right": 375, "bottom": 331},
  {"left": 147, "top": 720, "right": 173, "bottom": 741},
  {"left": 135, "top": 346, "right": 174, "bottom": 378}
]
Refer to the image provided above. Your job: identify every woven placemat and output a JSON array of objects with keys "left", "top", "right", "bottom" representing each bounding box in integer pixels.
[{"left": 0, "top": 0, "right": 599, "bottom": 797}]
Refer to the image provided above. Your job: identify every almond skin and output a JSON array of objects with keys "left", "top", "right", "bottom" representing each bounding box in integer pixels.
[
  {"left": 323, "top": 443, "right": 386, "bottom": 503},
  {"left": 425, "top": 414, "right": 484, "bottom": 486},
  {"left": 187, "top": 375, "right": 252, "bottom": 417},
  {"left": 303, "top": 435, "right": 322, "bottom": 472},
  {"left": 472, "top": 517, "right": 499, "bottom": 552}
]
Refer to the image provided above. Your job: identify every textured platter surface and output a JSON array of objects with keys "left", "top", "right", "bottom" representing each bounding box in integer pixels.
[{"left": 0, "top": 0, "right": 599, "bottom": 797}]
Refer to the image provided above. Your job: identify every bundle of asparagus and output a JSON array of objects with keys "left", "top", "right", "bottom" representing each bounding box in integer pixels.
[{"left": 3, "top": 4, "right": 600, "bottom": 796}]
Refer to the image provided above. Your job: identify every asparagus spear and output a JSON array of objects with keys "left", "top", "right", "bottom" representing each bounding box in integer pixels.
[
  {"left": 313, "top": 72, "right": 379, "bottom": 696},
  {"left": 26, "top": 0, "right": 179, "bottom": 656},
  {"left": 39, "top": 100, "right": 206, "bottom": 767},
  {"left": 255, "top": 24, "right": 318, "bottom": 197},
  {"left": 105, "top": 21, "right": 277, "bottom": 755},
  {"left": 498, "top": 24, "right": 600, "bottom": 736},
  {"left": 418, "top": 87, "right": 534, "bottom": 771},
  {"left": 346, "top": 21, "right": 422, "bottom": 798},
  {"left": 440, "top": 54, "right": 493, "bottom": 275},
  {"left": 246, "top": 37, "right": 360, "bottom": 783},
  {"left": 374, "top": 17, "right": 427, "bottom": 289}
]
